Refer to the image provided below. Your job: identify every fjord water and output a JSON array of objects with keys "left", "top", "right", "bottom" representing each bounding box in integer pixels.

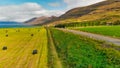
[{"left": 0, "top": 21, "right": 29, "bottom": 28}]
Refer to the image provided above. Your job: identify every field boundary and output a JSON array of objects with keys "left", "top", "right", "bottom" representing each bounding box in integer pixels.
[
  {"left": 57, "top": 28, "right": 120, "bottom": 46},
  {"left": 46, "top": 28, "right": 63, "bottom": 68}
]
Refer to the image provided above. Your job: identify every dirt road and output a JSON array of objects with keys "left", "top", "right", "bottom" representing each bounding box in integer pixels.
[{"left": 58, "top": 28, "right": 120, "bottom": 46}]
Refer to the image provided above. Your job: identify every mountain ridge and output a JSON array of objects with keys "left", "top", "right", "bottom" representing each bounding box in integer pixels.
[{"left": 25, "top": 0, "right": 120, "bottom": 25}]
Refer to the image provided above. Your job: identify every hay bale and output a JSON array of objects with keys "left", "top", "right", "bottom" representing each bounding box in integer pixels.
[
  {"left": 32, "top": 50, "right": 38, "bottom": 55},
  {"left": 31, "top": 34, "right": 34, "bottom": 36},
  {"left": 16, "top": 30, "right": 20, "bottom": 32},
  {"left": 6, "top": 34, "right": 8, "bottom": 37},
  {"left": 5, "top": 30, "right": 8, "bottom": 33},
  {"left": 2, "top": 46, "right": 7, "bottom": 50}
]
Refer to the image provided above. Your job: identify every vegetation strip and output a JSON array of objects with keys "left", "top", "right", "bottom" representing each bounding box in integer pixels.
[
  {"left": 50, "top": 28, "right": 120, "bottom": 68},
  {"left": 47, "top": 28, "right": 63, "bottom": 68},
  {"left": 76, "top": 26, "right": 120, "bottom": 38},
  {"left": 57, "top": 28, "right": 120, "bottom": 46}
]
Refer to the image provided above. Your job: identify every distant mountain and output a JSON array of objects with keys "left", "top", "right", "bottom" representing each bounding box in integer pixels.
[
  {"left": 25, "top": 0, "right": 120, "bottom": 26},
  {"left": 24, "top": 16, "right": 57, "bottom": 25}
]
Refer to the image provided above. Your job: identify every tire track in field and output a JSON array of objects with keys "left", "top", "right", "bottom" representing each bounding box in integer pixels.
[
  {"left": 37, "top": 29, "right": 48, "bottom": 68},
  {"left": 37, "top": 41, "right": 44, "bottom": 68},
  {"left": 26, "top": 32, "right": 43, "bottom": 68},
  {"left": 0, "top": 35, "right": 29, "bottom": 62},
  {"left": 8, "top": 37, "right": 33, "bottom": 68},
  {"left": 0, "top": 29, "right": 34, "bottom": 68},
  {"left": 0, "top": 36, "right": 29, "bottom": 68},
  {"left": 3, "top": 36, "right": 32, "bottom": 68},
  {"left": 15, "top": 33, "right": 38, "bottom": 68}
]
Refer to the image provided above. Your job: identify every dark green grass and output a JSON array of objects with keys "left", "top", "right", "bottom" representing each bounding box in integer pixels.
[
  {"left": 50, "top": 28, "right": 120, "bottom": 68},
  {"left": 76, "top": 26, "right": 120, "bottom": 38}
]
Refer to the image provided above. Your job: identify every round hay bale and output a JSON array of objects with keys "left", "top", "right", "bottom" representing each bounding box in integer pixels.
[
  {"left": 2, "top": 46, "right": 7, "bottom": 50},
  {"left": 32, "top": 50, "right": 38, "bottom": 55},
  {"left": 31, "top": 34, "right": 34, "bottom": 36},
  {"left": 6, "top": 34, "right": 8, "bottom": 37}
]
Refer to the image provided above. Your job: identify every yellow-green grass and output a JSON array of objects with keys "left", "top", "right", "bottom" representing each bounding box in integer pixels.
[
  {"left": 0, "top": 27, "right": 48, "bottom": 68},
  {"left": 75, "top": 26, "right": 120, "bottom": 38}
]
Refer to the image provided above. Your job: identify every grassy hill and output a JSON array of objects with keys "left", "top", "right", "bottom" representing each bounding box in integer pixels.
[{"left": 49, "top": 0, "right": 120, "bottom": 26}]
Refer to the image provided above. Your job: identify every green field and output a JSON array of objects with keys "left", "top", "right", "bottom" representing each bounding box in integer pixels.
[
  {"left": 0, "top": 27, "right": 48, "bottom": 68},
  {"left": 0, "top": 27, "right": 120, "bottom": 68},
  {"left": 75, "top": 26, "right": 120, "bottom": 38},
  {"left": 50, "top": 28, "right": 120, "bottom": 68}
]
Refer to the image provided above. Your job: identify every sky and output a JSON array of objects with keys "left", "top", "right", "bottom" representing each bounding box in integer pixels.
[{"left": 0, "top": 0, "right": 105, "bottom": 22}]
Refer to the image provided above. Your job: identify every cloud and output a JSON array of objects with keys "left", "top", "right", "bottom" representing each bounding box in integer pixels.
[
  {"left": 0, "top": 2, "right": 64, "bottom": 22},
  {"left": 48, "top": 2, "right": 61, "bottom": 7},
  {"left": 63, "top": 0, "right": 105, "bottom": 9},
  {"left": 0, "top": 0, "right": 106, "bottom": 22}
]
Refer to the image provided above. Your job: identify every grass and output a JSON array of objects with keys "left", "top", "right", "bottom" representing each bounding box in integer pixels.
[
  {"left": 75, "top": 26, "right": 120, "bottom": 38},
  {"left": 0, "top": 27, "right": 48, "bottom": 68},
  {"left": 0, "top": 26, "right": 120, "bottom": 68},
  {"left": 47, "top": 28, "right": 63, "bottom": 68},
  {"left": 50, "top": 28, "right": 120, "bottom": 68}
]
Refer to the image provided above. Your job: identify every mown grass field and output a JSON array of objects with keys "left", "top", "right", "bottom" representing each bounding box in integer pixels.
[
  {"left": 0, "top": 27, "right": 48, "bottom": 68},
  {"left": 50, "top": 28, "right": 120, "bottom": 68},
  {"left": 75, "top": 26, "right": 120, "bottom": 38}
]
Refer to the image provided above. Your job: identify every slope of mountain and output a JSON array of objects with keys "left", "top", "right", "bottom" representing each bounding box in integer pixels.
[
  {"left": 60, "top": 0, "right": 119, "bottom": 19},
  {"left": 25, "top": 16, "right": 57, "bottom": 25},
  {"left": 50, "top": 0, "right": 120, "bottom": 25},
  {"left": 25, "top": 0, "right": 120, "bottom": 26},
  {"left": 24, "top": 18, "right": 37, "bottom": 23}
]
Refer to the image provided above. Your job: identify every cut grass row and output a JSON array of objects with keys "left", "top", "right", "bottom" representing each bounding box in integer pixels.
[
  {"left": 50, "top": 28, "right": 120, "bottom": 68},
  {"left": 75, "top": 26, "right": 120, "bottom": 38}
]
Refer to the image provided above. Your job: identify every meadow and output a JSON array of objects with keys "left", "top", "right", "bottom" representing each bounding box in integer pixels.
[
  {"left": 0, "top": 27, "right": 48, "bottom": 68},
  {"left": 0, "top": 26, "right": 120, "bottom": 68},
  {"left": 75, "top": 26, "right": 120, "bottom": 38},
  {"left": 50, "top": 28, "right": 120, "bottom": 68}
]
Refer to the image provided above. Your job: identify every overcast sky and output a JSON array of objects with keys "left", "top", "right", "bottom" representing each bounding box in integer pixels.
[{"left": 0, "top": 0, "right": 105, "bottom": 22}]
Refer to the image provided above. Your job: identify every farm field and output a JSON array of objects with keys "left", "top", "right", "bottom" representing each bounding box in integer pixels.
[
  {"left": 0, "top": 27, "right": 48, "bottom": 68},
  {"left": 74, "top": 26, "right": 120, "bottom": 38},
  {"left": 50, "top": 28, "right": 120, "bottom": 68},
  {"left": 0, "top": 26, "right": 120, "bottom": 68}
]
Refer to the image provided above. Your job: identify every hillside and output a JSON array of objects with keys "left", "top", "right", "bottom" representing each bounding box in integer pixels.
[
  {"left": 25, "top": 16, "right": 57, "bottom": 25},
  {"left": 25, "top": 0, "right": 120, "bottom": 26},
  {"left": 50, "top": 0, "right": 120, "bottom": 25}
]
